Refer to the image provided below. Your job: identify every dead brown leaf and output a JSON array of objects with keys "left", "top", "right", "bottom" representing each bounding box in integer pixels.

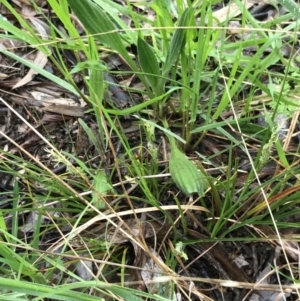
[
  {"left": 42, "top": 103, "right": 84, "bottom": 117},
  {"left": 12, "top": 51, "right": 48, "bottom": 89},
  {"left": 213, "top": 2, "right": 254, "bottom": 23}
]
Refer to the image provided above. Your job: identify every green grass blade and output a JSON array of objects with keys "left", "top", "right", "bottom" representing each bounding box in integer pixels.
[
  {"left": 0, "top": 47, "right": 79, "bottom": 95},
  {"left": 67, "top": 0, "right": 136, "bottom": 71},
  {"left": 0, "top": 241, "right": 45, "bottom": 283},
  {"left": 106, "top": 90, "right": 174, "bottom": 115},
  {"left": 162, "top": 7, "right": 191, "bottom": 77},
  {"left": 93, "top": 0, "right": 137, "bottom": 43},
  {"left": 11, "top": 178, "right": 19, "bottom": 248},
  {"left": 1, "top": 0, "right": 50, "bottom": 53},
  {"left": 137, "top": 37, "right": 160, "bottom": 92},
  {"left": 78, "top": 118, "right": 103, "bottom": 156},
  {"left": 0, "top": 277, "right": 104, "bottom": 301}
]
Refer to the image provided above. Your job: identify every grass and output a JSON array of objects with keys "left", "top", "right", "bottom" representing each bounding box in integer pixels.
[{"left": 1, "top": 0, "right": 300, "bottom": 300}]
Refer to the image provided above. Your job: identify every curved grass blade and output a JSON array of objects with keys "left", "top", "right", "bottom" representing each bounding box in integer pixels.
[{"left": 0, "top": 47, "right": 79, "bottom": 95}]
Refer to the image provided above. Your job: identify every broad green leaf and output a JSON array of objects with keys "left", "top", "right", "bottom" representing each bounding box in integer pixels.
[
  {"left": 162, "top": 7, "right": 191, "bottom": 76},
  {"left": 89, "top": 62, "right": 105, "bottom": 104},
  {"left": 137, "top": 37, "right": 160, "bottom": 92},
  {"left": 92, "top": 0, "right": 136, "bottom": 43},
  {"left": 67, "top": 0, "right": 136, "bottom": 71},
  {"left": 169, "top": 137, "right": 208, "bottom": 195},
  {"left": 277, "top": 0, "right": 300, "bottom": 20},
  {"left": 91, "top": 171, "right": 113, "bottom": 209}
]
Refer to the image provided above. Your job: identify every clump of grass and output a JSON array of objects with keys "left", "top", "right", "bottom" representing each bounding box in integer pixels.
[{"left": 1, "top": 0, "right": 300, "bottom": 300}]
